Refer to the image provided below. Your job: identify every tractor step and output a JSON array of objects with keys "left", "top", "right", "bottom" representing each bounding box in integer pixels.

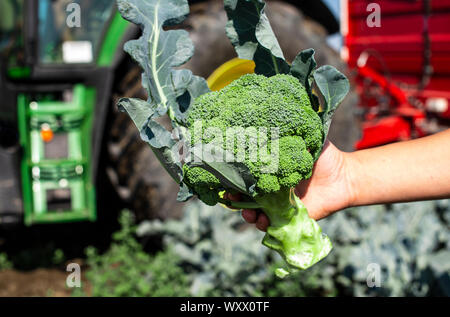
[{"left": 17, "top": 85, "right": 96, "bottom": 226}]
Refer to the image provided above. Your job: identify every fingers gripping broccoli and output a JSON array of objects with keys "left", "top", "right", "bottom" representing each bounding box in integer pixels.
[{"left": 183, "top": 74, "right": 332, "bottom": 275}]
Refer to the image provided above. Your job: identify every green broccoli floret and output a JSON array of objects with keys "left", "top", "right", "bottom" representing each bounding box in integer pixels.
[
  {"left": 186, "top": 74, "right": 324, "bottom": 158},
  {"left": 185, "top": 74, "right": 322, "bottom": 197},
  {"left": 182, "top": 165, "right": 222, "bottom": 206},
  {"left": 183, "top": 73, "right": 332, "bottom": 275}
]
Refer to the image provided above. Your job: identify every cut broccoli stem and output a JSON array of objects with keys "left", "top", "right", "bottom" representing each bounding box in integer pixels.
[{"left": 254, "top": 188, "right": 332, "bottom": 277}]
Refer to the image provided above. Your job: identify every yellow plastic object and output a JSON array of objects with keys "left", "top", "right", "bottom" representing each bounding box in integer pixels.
[{"left": 207, "top": 58, "right": 256, "bottom": 91}]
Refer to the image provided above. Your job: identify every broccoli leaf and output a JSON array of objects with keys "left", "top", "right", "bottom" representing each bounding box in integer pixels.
[
  {"left": 177, "top": 182, "right": 194, "bottom": 202},
  {"left": 313, "top": 65, "right": 350, "bottom": 138},
  {"left": 290, "top": 48, "right": 317, "bottom": 92},
  {"left": 188, "top": 144, "right": 257, "bottom": 196},
  {"left": 172, "top": 69, "right": 210, "bottom": 124},
  {"left": 116, "top": 0, "right": 211, "bottom": 197},
  {"left": 224, "top": 0, "right": 290, "bottom": 77},
  {"left": 290, "top": 48, "right": 320, "bottom": 111},
  {"left": 118, "top": 98, "right": 183, "bottom": 183},
  {"left": 116, "top": 0, "right": 209, "bottom": 119}
]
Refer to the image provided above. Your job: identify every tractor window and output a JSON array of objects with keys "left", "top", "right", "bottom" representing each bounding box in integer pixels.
[
  {"left": 0, "top": 0, "right": 25, "bottom": 68},
  {"left": 38, "top": 0, "right": 115, "bottom": 64}
]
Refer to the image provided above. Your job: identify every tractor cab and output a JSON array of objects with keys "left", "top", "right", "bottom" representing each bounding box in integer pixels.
[{"left": 0, "top": 0, "right": 130, "bottom": 225}]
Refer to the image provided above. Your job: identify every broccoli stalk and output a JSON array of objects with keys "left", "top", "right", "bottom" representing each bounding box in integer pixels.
[{"left": 254, "top": 189, "right": 332, "bottom": 277}]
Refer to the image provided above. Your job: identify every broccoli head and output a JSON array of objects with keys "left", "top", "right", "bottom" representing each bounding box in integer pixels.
[
  {"left": 184, "top": 73, "right": 323, "bottom": 199},
  {"left": 182, "top": 73, "right": 332, "bottom": 275}
]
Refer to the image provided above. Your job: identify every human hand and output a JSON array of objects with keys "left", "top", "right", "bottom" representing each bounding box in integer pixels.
[{"left": 234, "top": 141, "right": 355, "bottom": 231}]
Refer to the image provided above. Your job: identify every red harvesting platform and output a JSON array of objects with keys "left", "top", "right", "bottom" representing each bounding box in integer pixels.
[{"left": 342, "top": 0, "right": 450, "bottom": 149}]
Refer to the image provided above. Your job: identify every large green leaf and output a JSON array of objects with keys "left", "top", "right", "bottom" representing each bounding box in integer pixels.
[
  {"left": 313, "top": 65, "right": 350, "bottom": 139},
  {"left": 117, "top": 98, "right": 183, "bottom": 183},
  {"left": 117, "top": 0, "right": 210, "bottom": 119},
  {"left": 116, "top": 0, "right": 211, "bottom": 197},
  {"left": 224, "top": 0, "right": 290, "bottom": 76}
]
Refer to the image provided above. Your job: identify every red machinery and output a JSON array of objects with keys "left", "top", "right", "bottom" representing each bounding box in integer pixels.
[{"left": 342, "top": 0, "right": 450, "bottom": 149}]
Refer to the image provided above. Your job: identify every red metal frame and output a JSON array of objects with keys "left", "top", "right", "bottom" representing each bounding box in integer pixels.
[{"left": 342, "top": 0, "right": 450, "bottom": 150}]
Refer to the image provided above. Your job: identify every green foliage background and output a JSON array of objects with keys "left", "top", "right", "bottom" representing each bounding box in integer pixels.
[
  {"left": 0, "top": 252, "right": 13, "bottom": 271},
  {"left": 76, "top": 199, "right": 449, "bottom": 297},
  {"left": 75, "top": 211, "right": 189, "bottom": 297}
]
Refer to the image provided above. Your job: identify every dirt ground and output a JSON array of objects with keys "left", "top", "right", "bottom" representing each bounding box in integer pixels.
[
  {"left": 0, "top": 261, "right": 90, "bottom": 297},
  {"left": 0, "top": 268, "right": 73, "bottom": 297}
]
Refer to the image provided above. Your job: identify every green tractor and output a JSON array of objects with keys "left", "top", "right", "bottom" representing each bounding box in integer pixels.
[{"left": 0, "top": 0, "right": 342, "bottom": 226}]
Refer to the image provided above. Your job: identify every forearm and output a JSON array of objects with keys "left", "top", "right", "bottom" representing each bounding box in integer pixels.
[{"left": 346, "top": 129, "right": 450, "bottom": 207}]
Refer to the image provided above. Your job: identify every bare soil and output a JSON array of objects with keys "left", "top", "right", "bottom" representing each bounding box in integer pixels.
[
  {"left": 0, "top": 260, "right": 90, "bottom": 297},
  {"left": 0, "top": 268, "right": 73, "bottom": 297}
]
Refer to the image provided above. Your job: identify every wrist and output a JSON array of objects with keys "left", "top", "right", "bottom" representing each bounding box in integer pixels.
[{"left": 342, "top": 151, "right": 361, "bottom": 208}]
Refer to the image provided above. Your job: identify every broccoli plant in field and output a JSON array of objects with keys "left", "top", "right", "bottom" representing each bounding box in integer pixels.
[{"left": 116, "top": 0, "right": 350, "bottom": 277}]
